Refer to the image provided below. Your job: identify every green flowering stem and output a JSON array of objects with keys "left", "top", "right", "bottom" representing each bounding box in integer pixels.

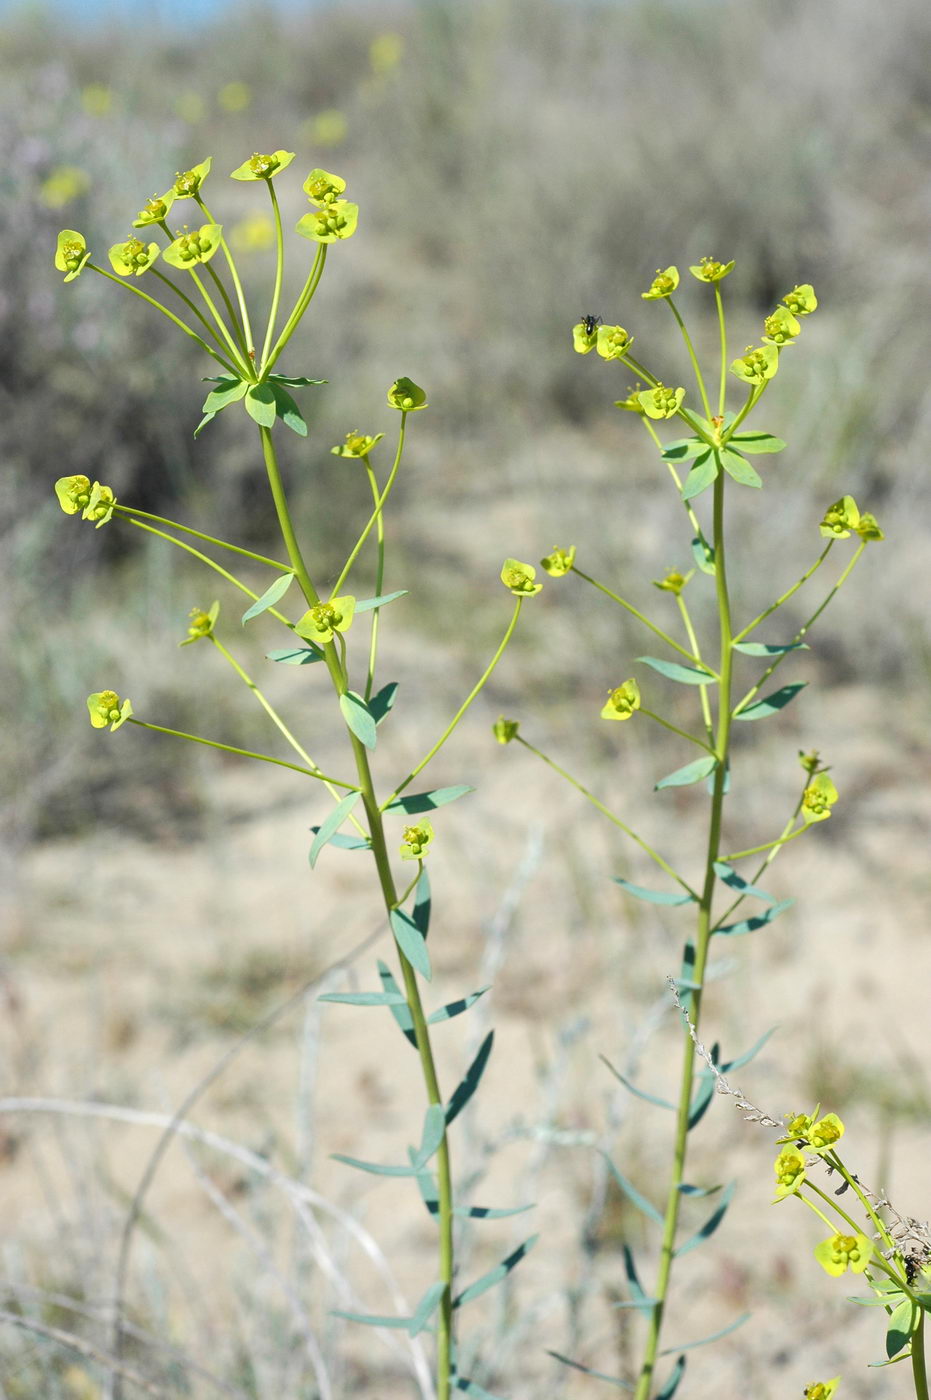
[
  {"left": 802, "top": 1184, "right": 904, "bottom": 1290},
  {"left": 114, "top": 505, "right": 289, "bottom": 572},
  {"left": 150, "top": 267, "right": 249, "bottom": 374},
  {"left": 795, "top": 1186, "right": 849, "bottom": 1234},
  {"left": 714, "top": 285, "right": 727, "bottom": 417},
  {"left": 821, "top": 1152, "right": 897, "bottom": 1256},
  {"left": 570, "top": 567, "right": 705, "bottom": 666},
  {"left": 204, "top": 260, "right": 254, "bottom": 366},
  {"left": 513, "top": 735, "right": 697, "bottom": 897},
  {"left": 331, "top": 415, "right": 407, "bottom": 598},
  {"left": 264, "top": 244, "right": 327, "bottom": 375},
  {"left": 259, "top": 176, "right": 286, "bottom": 372},
  {"left": 675, "top": 592, "right": 715, "bottom": 743},
  {"left": 666, "top": 297, "right": 712, "bottom": 420},
  {"left": 195, "top": 194, "right": 254, "bottom": 355},
  {"left": 640, "top": 418, "right": 709, "bottom": 547},
  {"left": 363, "top": 459, "right": 387, "bottom": 701},
  {"left": 207, "top": 634, "right": 329, "bottom": 782},
  {"left": 259, "top": 422, "right": 455, "bottom": 1396},
  {"left": 86, "top": 263, "right": 240, "bottom": 376},
  {"left": 733, "top": 543, "right": 834, "bottom": 642},
  {"left": 732, "top": 542, "right": 866, "bottom": 715},
  {"left": 720, "top": 382, "right": 764, "bottom": 443},
  {"left": 633, "top": 471, "right": 734, "bottom": 1400},
  {"left": 913, "top": 1315, "right": 930, "bottom": 1400},
  {"left": 712, "top": 789, "right": 804, "bottom": 930},
  {"left": 394, "top": 866, "right": 423, "bottom": 911},
  {"left": 124, "top": 719, "right": 354, "bottom": 788},
  {"left": 382, "top": 598, "right": 524, "bottom": 809},
  {"left": 186, "top": 265, "right": 251, "bottom": 372},
  {"left": 622, "top": 350, "right": 711, "bottom": 440},
  {"left": 639, "top": 707, "right": 715, "bottom": 753},
  {"left": 721, "top": 824, "right": 808, "bottom": 862}
]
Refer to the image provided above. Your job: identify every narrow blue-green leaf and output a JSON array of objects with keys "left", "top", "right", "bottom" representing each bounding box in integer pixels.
[
  {"left": 660, "top": 1312, "right": 750, "bottom": 1355},
  {"left": 611, "top": 1298, "right": 660, "bottom": 1312},
  {"left": 847, "top": 1291, "right": 902, "bottom": 1307},
  {"left": 599, "top": 1055, "right": 675, "bottom": 1111},
  {"left": 412, "top": 866, "right": 431, "bottom": 939},
  {"left": 867, "top": 1355, "right": 914, "bottom": 1369},
  {"left": 455, "top": 1201, "right": 535, "bottom": 1220},
  {"left": 602, "top": 1153, "right": 663, "bottom": 1226},
  {"left": 637, "top": 656, "right": 717, "bottom": 685},
  {"left": 390, "top": 907, "right": 432, "bottom": 980},
  {"left": 719, "top": 1025, "right": 779, "bottom": 1074},
  {"left": 674, "top": 1181, "right": 736, "bottom": 1257},
  {"left": 886, "top": 1299, "right": 918, "bottom": 1359},
  {"left": 340, "top": 690, "right": 377, "bottom": 751},
  {"left": 408, "top": 1282, "right": 447, "bottom": 1339},
  {"left": 716, "top": 899, "right": 793, "bottom": 937},
  {"left": 267, "top": 374, "right": 327, "bottom": 387},
  {"left": 378, "top": 960, "right": 417, "bottom": 1047},
  {"left": 678, "top": 1182, "right": 722, "bottom": 1198},
  {"left": 428, "top": 987, "right": 491, "bottom": 1024},
  {"left": 319, "top": 991, "right": 408, "bottom": 1007},
  {"left": 242, "top": 571, "right": 295, "bottom": 624},
  {"left": 193, "top": 410, "right": 216, "bottom": 438},
  {"left": 691, "top": 534, "right": 716, "bottom": 574},
  {"left": 270, "top": 383, "right": 308, "bottom": 437},
  {"left": 331, "top": 1153, "right": 417, "bottom": 1177},
  {"left": 546, "top": 1353, "right": 633, "bottom": 1390},
  {"left": 369, "top": 681, "right": 398, "bottom": 725},
  {"left": 733, "top": 682, "right": 807, "bottom": 721},
  {"left": 611, "top": 877, "right": 695, "bottom": 906},
  {"left": 309, "top": 790, "right": 362, "bottom": 868},
  {"left": 203, "top": 377, "right": 248, "bottom": 413},
  {"left": 727, "top": 430, "right": 786, "bottom": 454},
  {"left": 681, "top": 450, "right": 718, "bottom": 501},
  {"left": 661, "top": 437, "right": 706, "bottom": 462},
  {"left": 656, "top": 1355, "right": 686, "bottom": 1400},
  {"left": 384, "top": 785, "right": 474, "bottom": 814},
  {"left": 446, "top": 1031, "right": 494, "bottom": 1125},
  {"left": 309, "top": 827, "right": 371, "bottom": 852},
  {"left": 331, "top": 1308, "right": 410, "bottom": 1329},
  {"left": 266, "top": 644, "right": 325, "bottom": 665},
  {"left": 414, "top": 1103, "right": 447, "bottom": 1168},
  {"left": 452, "top": 1378, "right": 509, "bottom": 1400},
  {"left": 733, "top": 640, "right": 808, "bottom": 656},
  {"left": 688, "top": 1042, "right": 719, "bottom": 1130},
  {"left": 720, "top": 447, "right": 762, "bottom": 489},
  {"left": 244, "top": 382, "right": 277, "bottom": 427},
  {"left": 713, "top": 860, "right": 777, "bottom": 904},
  {"left": 354, "top": 590, "right": 408, "bottom": 613},
  {"left": 655, "top": 755, "right": 718, "bottom": 790},
  {"left": 453, "top": 1234, "right": 538, "bottom": 1308},
  {"left": 623, "top": 1245, "right": 650, "bottom": 1308}
]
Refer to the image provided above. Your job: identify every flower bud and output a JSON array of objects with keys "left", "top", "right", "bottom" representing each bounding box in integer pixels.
[
  {"left": 303, "top": 168, "right": 347, "bottom": 206},
  {"left": 386, "top": 377, "right": 427, "bottom": 411},
  {"left": 819, "top": 496, "right": 860, "bottom": 539},
  {"left": 400, "top": 819, "right": 434, "bottom": 861},
  {"left": 172, "top": 158, "right": 212, "bottom": 199},
  {"left": 492, "top": 716, "right": 519, "bottom": 744},
  {"left": 540, "top": 546, "right": 575, "bottom": 577},
  {"left": 132, "top": 192, "right": 176, "bottom": 228},
  {"left": 180, "top": 601, "right": 219, "bottom": 646},
  {"left": 614, "top": 384, "right": 646, "bottom": 414},
  {"left": 331, "top": 430, "right": 385, "bottom": 459},
  {"left": 854, "top": 512, "right": 884, "bottom": 542},
  {"left": 652, "top": 568, "right": 692, "bottom": 595}
]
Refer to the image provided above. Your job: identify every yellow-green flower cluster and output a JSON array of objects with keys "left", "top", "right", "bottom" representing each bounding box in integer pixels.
[
  {"left": 87, "top": 690, "right": 133, "bottom": 732},
  {"left": 492, "top": 716, "right": 519, "bottom": 744},
  {"left": 55, "top": 230, "right": 90, "bottom": 281},
  {"left": 820, "top": 496, "right": 884, "bottom": 543},
  {"left": 331, "top": 430, "right": 384, "bottom": 459},
  {"left": 802, "top": 773, "right": 838, "bottom": 823},
  {"left": 400, "top": 819, "right": 434, "bottom": 861},
  {"left": 55, "top": 475, "right": 117, "bottom": 528},
  {"left": 804, "top": 1381, "right": 840, "bottom": 1400},
  {"left": 230, "top": 150, "right": 295, "bottom": 182},
  {"left": 296, "top": 167, "right": 358, "bottom": 243},
  {"left": 814, "top": 1231, "right": 872, "bottom": 1278},
  {"left": 653, "top": 568, "right": 692, "bottom": 595},
  {"left": 688, "top": 256, "right": 734, "bottom": 283},
  {"left": 108, "top": 235, "right": 160, "bottom": 277},
  {"left": 163, "top": 224, "right": 222, "bottom": 269},
  {"left": 295, "top": 597, "right": 355, "bottom": 644},
  {"left": 596, "top": 325, "right": 634, "bottom": 360},
  {"left": 730, "top": 343, "right": 779, "bottom": 385},
  {"left": 500, "top": 559, "right": 542, "bottom": 597},
  {"left": 173, "top": 158, "right": 212, "bottom": 199},
  {"left": 133, "top": 191, "right": 176, "bottom": 228},
  {"left": 642, "top": 265, "right": 679, "bottom": 300},
  {"left": 638, "top": 383, "right": 685, "bottom": 419},
  {"left": 180, "top": 601, "right": 219, "bottom": 646},
  {"left": 540, "top": 545, "right": 575, "bottom": 577},
  {"left": 762, "top": 305, "right": 801, "bottom": 347},
  {"left": 386, "top": 378, "right": 427, "bottom": 412},
  {"left": 601, "top": 679, "right": 641, "bottom": 721},
  {"left": 773, "top": 1147, "right": 806, "bottom": 1199}
]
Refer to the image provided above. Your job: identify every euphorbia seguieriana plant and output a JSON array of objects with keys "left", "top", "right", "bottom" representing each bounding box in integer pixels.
[
  {"left": 495, "top": 258, "right": 928, "bottom": 1398},
  {"left": 56, "top": 152, "right": 539, "bottom": 1400}
]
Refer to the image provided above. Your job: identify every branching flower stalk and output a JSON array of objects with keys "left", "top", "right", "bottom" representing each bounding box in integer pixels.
[{"left": 55, "top": 152, "right": 537, "bottom": 1400}]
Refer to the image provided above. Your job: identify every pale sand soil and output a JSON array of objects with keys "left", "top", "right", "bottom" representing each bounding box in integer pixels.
[{"left": 1, "top": 682, "right": 929, "bottom": 1398}]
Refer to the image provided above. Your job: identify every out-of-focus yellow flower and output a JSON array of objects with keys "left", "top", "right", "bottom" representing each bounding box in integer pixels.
[
  {"left": 81, "top": 84, "right": 112, "bottom": 116},
  {"left": 304, "top": 110, "right": 348, "bottom": 148},
  {"left": 176, "top": 92, "right": 206, "bottom": 124},
  {"left": 370, "top": 33, "right": 404, "bottom": 74},
  {"left": 40, "top": 166, "right": 90, "bottom": 209},
  {"left": 230, "top": 213, "right": 276, "bottom": 253},
  {"left": 218, "top": 81, "right": 251, "bottom": 112},
  {"left": 62, "top": 1363, "right": 101, "bottom": 1399}
]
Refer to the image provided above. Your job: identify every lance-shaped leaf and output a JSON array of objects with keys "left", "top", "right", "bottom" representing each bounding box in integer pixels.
[
  {"left": 377, "top": 961, "right": 417, "bottom": 1047},
  {"left": 637, "top": 656, "right": 717, "bottom": 685},
  {"left": 887, "top": 1299, "right": 920, "bottom": 1359},
  {"left": 409, "top": 1282, "right": 447, "bottom": 1339},
  {"left": 691, "top": 534, "right": 716, "bottom": 574},
  {"left": 453, "top": 1234, "right": 538, "bottom": 1308},
  {"left": 242, "top": 571, "right": 295, "bottom": 624},
  {"left": 412, "top": 867, "right": 431, "bottom": 938},
  {"left": 713, "top": 860, "right": 777, "bottom": 904},
  {"left": 688, "top": 1040, "right": 719, "bottom": 1130},
  {"left": 413, "top": 1103, "right": 446, "bottom": 1168},
  {"left": 270, "top": 383, "right": 308, "bottom": 436},
  {"left": 411, "top": 1155, "right": 533, "bottom": 1221},
  {"left": 674, "top": 1181, "right": 736, "bottom": 1257},
  {"left": 451, "top": 1378, "right": 509, "bottom": 1400},
  {"left": 715, "top": 899, "right": 793, "bottom": 937},
  {"left": 656, "top": 1356, "right": 687, "bottom": 1400},
  {"left": 331, "top": 1152, "right": 419, "bottom": 1177},
  {"left": 309, "top": 791, "right": 362, "bottom": 867},
  {"left": 332, "top": 1307, "right": 411, "bottom": 1329},
  {"left": 678, "top": 1182, "right": 723, "bottom": 1197},
  {"left": 611, "top": 877, "right": 695, "bottom": 906},
  {"left": 446, "top": 1031, "right": 494, "bottom": 1125},
  {"left": 656, "top": 755, "right": 718, "bottom": 790},
  {"left": 602, "top": 1153, "right": 664, "bottom": 1225},
  {"left": 390, "top": 906, "right": 431, "bottom": 980},
  {"left": 428, "top": 987, "right": 491, "bottom": 1024},
  {"left": 718, "top": 1026, "right": 779, "bottom": 1075},
  {"left": 660, "top": 1311, "right": 750, "bottom": 1356},
  {"left": 681, "top": 450, "right": 718, "bottom": 500},
  {"left": 369, "top": 681, "right": 399, "bottom": 725},
  {"left": 384, "top": 785, "right": 475, "bottom": 813},
  {"left": 319, "top": 990, "right": 408, "bottom": 1007},
  {"left": 340, "top": 690, "right": 377, "bottom": 750},
  {"left": 308, "top": 828, "right": 371, "bottom": 851},
  {"left": 202, "top": 377, "right": 249, "bottom": 413},
  {"left": 623, "top": 1245, "right": 655, "bottom": 1311},
  {"left": 733, "top": 640, "right": 808, "bottom": 656},
  {"left": 267, "top": 373, "right": 327, "bottom": 387},
  {"left": 719, "top": 448, "right": 762, "bottom": 489},
  {"left": 546, "top": 1353, "right": 633, "bottom": 1389},
  {"left": 661, "top": 437, "right": 706, "bottom": 462},
  {"left": 600, "top": 1055, "right": 675, "bottom": 1111},
  {"left": 727, "top": 430, "right": 786, "bottom": 454},
  {"left": 354, "top": 590, "right": 408, "bottom": 613},
  {"left": 244, "top": 383, "right": 277, "bottom": 428},
  {"left": 267, "top": 644, "right": 325, "bottom": 665},
  {"left": 733, "top": 682, "right": 807, "bottom": 721}
]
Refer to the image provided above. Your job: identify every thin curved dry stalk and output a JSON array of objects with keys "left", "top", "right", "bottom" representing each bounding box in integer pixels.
[{"left": 0, "top": 1308, "right": 173, "bottom": 1398}]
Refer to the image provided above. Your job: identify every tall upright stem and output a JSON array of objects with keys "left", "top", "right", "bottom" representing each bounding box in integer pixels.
[{"left": 633, "top": 465, "right": 733, "bottom": 1400}]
